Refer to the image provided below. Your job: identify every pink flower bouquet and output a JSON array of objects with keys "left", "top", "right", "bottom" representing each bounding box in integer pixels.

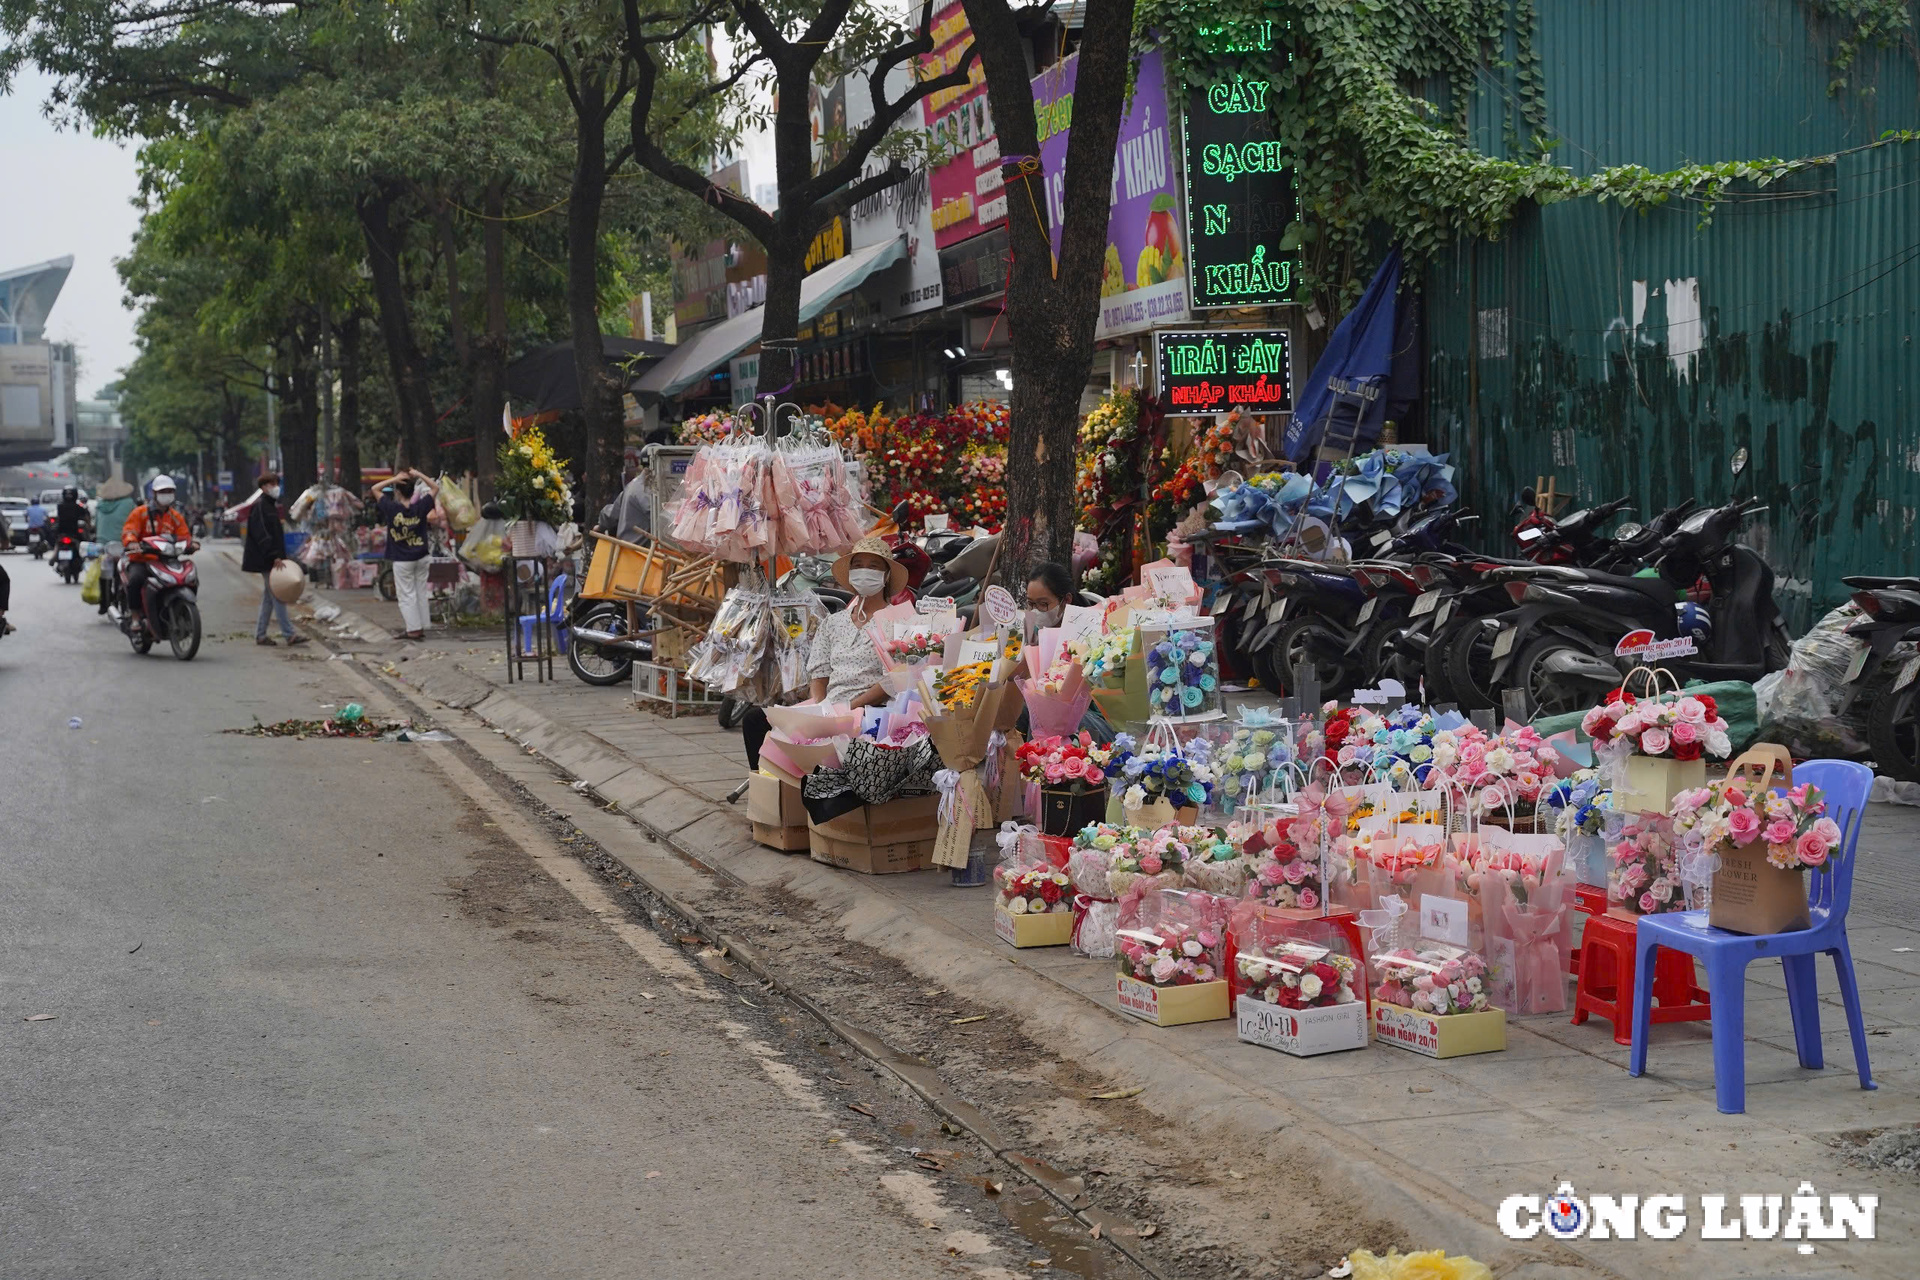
[
  {"left": 1116, "top": 888, "right": 1232, "bottom": 988},
  {"left": 1606, "top": 814, "right": 1688, "bottom": 913},
  {"left": 1670, "top": 779, "right": 1840, "bottom": 871},
  {"left": 1582, "top": 690, "right": 1732, "bottom": 763},
  {"left": 1371, "top": 946, "right": 1492, "bottom": 1016},
  {"left": 1109, "top": 827, "right": 1190, "bottom": 897}
]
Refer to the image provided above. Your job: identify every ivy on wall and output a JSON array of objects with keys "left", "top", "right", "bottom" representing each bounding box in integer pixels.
[{"left": 1136, "top": 0, "right": 1919, "bottom": 313}]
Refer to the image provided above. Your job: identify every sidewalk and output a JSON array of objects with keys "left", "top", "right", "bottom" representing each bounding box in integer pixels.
[{"left": 310, "top": 585, "right": 1920, "bottom": 1280}]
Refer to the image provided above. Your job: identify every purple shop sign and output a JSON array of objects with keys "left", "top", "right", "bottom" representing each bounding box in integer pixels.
[{"left": 1032, "top": 49, "right": 1189, "bottom": 340}]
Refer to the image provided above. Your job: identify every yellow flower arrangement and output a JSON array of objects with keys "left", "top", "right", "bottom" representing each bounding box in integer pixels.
[
  {"left": 498, "top": 424, "right": 572, "bottom": 526},
  {"left": 933, "top": 660, "right": 993, "bottom": 711}
]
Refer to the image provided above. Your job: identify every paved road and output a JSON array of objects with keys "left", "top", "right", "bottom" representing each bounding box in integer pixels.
[{"left": 0, "top": 546, "right": 1079, "bottom": 1279}]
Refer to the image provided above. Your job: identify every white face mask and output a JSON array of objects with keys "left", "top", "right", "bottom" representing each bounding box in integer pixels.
[
  {"left": 155, "top": 491, "right": 176, "bottom": 507},
  {"left": 847, "top": 568, "right": 888, "bottom": 597},
  {"left": 263, "top": 485, "right": 281, "bottom": 499}
]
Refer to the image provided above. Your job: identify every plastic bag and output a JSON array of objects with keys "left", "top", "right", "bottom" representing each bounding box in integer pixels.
[
  {"left": 80, "top": 557, "right": 102, "bottom": 604},
  {"left": 436, "top": 476, "right": 477, "bottom": 533},
  {"left": 1756, "top": 603, "right": 1871, "bottom": 757},
  {"left": 460, "top": 516, "right": 507, "bottom": 571}
]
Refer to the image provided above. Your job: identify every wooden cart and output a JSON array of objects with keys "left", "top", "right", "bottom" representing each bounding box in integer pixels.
[{"left": 581, "top": 532, "right": 729, "bottom": 712}]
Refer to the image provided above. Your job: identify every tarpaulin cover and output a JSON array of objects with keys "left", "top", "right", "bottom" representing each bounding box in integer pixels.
[{"left": 1284, "top": 248, "right": 1421, "bottom": 465}]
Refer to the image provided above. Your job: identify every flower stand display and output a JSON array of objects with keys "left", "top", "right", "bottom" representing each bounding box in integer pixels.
[{"left": 1370, "top": 947, "right": 1507, "bottom": 1058}]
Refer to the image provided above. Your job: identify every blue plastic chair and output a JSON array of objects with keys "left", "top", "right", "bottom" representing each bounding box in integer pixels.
[
  {"left": 1628, "top": 759, "right": 1876, "bottom": 1114},
  {"left": 517, "top": 572, "right": 568, "bottom": 656}
]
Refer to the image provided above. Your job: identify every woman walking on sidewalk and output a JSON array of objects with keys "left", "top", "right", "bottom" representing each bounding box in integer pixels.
[
  {"left": 371, "top": 469, "right": 438, "bottom": 640},
  {"left": 242, "top": 472, "right": 307, "bottom": 648}
]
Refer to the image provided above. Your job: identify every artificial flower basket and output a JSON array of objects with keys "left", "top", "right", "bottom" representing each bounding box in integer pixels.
[
  {"left": 1699, "top": 745, "right": 1828, "bottom": 935},
  {"left": 496, "top": 425, "right": 573, "bottom": 556},
  {"left": 1582, "top": 672, "right": 1733, "bottom": 815},
  {"left": 1041, "top": 784, "right": 1110, "bottom": 837}
]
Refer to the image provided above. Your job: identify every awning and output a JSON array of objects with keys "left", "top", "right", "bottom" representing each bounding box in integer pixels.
[{"left": 636, "top": 235, "right": 906, "bottom": 398}]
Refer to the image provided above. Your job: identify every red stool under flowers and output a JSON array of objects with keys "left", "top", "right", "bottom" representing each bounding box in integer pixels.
[
  {"left": 1570, "top": 883, "right": 1610, "bottom": 975},
  {"left": 1572, "top": 910, "right": 1710, "bottom": 1045}
]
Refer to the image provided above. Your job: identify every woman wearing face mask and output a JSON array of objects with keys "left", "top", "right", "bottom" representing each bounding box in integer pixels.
[
  {"left": 242, "top": 471, "right": 307, "bottom": 647},
  {"left": 1023, "top": 560, "right": 1074, "bottom": 638},
  {"left": 737, "top": 536, "right": 903, "bottom": 771}
]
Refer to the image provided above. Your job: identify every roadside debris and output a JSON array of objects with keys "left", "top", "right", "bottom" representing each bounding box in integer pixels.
[{"left": 24, "top": 1014, "right": 56, "bottom": 1022}]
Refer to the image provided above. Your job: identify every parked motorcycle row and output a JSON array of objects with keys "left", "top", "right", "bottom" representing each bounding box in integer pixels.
[{"left": 1202, "top": 452, "right": 1920, "bottom": 782}]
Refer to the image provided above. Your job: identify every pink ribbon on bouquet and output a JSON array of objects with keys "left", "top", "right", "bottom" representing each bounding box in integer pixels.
[{"left": 1501, "top": 898, "right": 1570, "bottom": 1014}]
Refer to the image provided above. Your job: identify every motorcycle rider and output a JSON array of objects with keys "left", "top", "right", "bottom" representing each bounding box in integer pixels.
[
  {"left": 25, "top": 496, "right": 49, "bottom": 556},
  {"left": 52, "top": 487, "right": 89, "bottom": 572},
  {"left": 120, "top": 475, "right": 195, "bottom": 633},
  {"left": 93, "top": 477, "right": 138, "bottom": 615}
]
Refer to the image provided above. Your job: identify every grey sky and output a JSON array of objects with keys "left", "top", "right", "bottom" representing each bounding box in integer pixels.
[{"left": 0, "top": 69, "right": 144, "bottom": 395}]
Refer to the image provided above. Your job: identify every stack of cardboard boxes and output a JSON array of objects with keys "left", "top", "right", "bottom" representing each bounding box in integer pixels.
[{"left": 749, "top": 758, "right": 941, "bottom": 873}]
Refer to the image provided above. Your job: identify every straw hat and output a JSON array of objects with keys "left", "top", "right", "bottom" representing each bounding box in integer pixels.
[
  {"left": 98, "top": 477, "right": 135, "bottom": 501},
  {"left": 832, "top": 535, "right": 909, "bottom": 598}
]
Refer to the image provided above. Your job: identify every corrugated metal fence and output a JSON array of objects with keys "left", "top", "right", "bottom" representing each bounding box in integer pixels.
[{"left": 1425, "top": 0, "right": 1920, "bottom": 630}]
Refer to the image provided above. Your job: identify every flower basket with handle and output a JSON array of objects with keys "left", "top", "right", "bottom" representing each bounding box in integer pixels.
[
  {"left": 1690, "top": 744, "right": 1840, "bottom": 935},
  {"left": 1583, "top": 667, "right": 1732, "bottom": 815}
]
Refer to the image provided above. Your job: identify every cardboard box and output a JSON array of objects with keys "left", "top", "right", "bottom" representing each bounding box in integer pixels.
[
  {"left": 1614, "top": 755, "right": 1706, "bottom": 816},
  {"left": 808, "top": 793, "right": 940, "bottom": 844},
  {"left": 1115, "top": 974, "right": 1230, "bottom": 1026},
  {"left": 1236, "top": 995, "right": 1370, "bottom": 1057},
  {"left": 1372, "top": 1004, "right": 1507, "bottom": 1058},
  {"left": 1709, "top": 845, "right": 1812, "bottom": 934},
  {"left": 753, "top": 821, "right": 810, "bottom": 851},
  {"left": 995, "top": 907, "right": 1074, "bottom": 948},
  {"left": 807, "top": 830, "right": 934, "bottom": 874},
  {"left": 746, "top": 771, "right": 806, "bottom": 828}
]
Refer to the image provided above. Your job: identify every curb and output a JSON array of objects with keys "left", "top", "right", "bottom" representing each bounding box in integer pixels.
[{"left": 305, "top": 601, "right": 1614, "bottom": 1280}]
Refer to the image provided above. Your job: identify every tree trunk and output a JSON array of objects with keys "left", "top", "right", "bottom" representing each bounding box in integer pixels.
[
  {"left": 567, "top": 75, "right": 620, "bottom": 521},
  {"left": 963, "top": 0, "right": 1138, "bottom": 586},
  {"left": 358, "top": 186, "right": 437, "bottom": 467},
  {"left": 753, "top": 228, "right": 809, "bottom": 407},
  {"left": 280, "top": 337, "right": 320, "bottom": 496},
  {"left": 338, "top": 312, "right": 364, "bottom": 492},
  {"left": 471, "top": 180, "right": 508, "bottom": 500}
]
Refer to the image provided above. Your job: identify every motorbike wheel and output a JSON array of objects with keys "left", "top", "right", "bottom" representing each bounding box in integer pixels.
[
  {"left": 129, "top": 624, "right": 153, "bottom": 655},
  {"left": 1512, "top": 635, "right": 1612, "bottom": 720},
  {"left": 1419, "top": 617, "right": 1468, "bottom": 705},
  {"left": 566, "top": 605, "right": 636, "bottom": 686},
  {"left": 167, "top": 598, "right": 203, "bottom": 661},
  {"left": 1443, "top": 621, "right": 1501, "bottom": 712},
  {"left": 1866, "top": 676, "right": 1920, "bottom": 783},
  {"left": 378, "top": 563, "right": 397, "bottom": 602},
  {"left": 1272, "top": 617, "right": 1346, "bottom": 700}
]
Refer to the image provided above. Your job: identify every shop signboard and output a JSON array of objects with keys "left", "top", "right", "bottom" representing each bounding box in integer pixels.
[
  {"left": 1032, "top": 49, "right": 1188, "bottom": 339},
  {"left": 1182, "top": 21, "right": 1303, "bottom": 309},
  {"left": 921, "top": 0, "right": 1002, "bottom": 249},
  {"left": 1154, "top": 328, "right": 1293, "bottom": 414},
  {"left": 844, "top": 64, "right": 945, "bottom": 318},
  {"left": 939, "top": 226, "right": 1010, "bottom": 308}
]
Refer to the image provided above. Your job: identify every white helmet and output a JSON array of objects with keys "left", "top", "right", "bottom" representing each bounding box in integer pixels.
[{"left": 151, "top": 474, "right": 177, "bottom": 506}]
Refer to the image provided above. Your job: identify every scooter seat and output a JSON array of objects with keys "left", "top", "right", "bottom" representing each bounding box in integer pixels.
[{"left": 1843, "top": 575, "right": 1920, "bottom": 591}]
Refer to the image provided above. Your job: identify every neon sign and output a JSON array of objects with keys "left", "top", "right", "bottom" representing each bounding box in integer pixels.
[
  {"left": 1183, "top": 40, "right": 1301, "bottom": 310},
  {"left": 1155, "top": 329, "right": 1294, "bottom": 414}
]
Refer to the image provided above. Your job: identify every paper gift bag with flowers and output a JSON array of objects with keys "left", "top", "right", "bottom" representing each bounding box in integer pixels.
[
  {"left": 1582, "top": 671, "right": 1733, "bottom": 814},
  {"left": 1108, "top": 723, "right": 1215, "bottom": 828},
  {"left": 1605, "top": 811, "right": 1692, "bottom": 915},
  {"left": 1115, "top": 887, "right": 1234, "bottom": 1026},
  {"left": 1672, "top": 744, "right": 1840, "bottom": 935}
]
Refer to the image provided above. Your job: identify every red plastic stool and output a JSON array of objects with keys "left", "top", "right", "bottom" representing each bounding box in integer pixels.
[
  {"left": 1572, "top": 911, "right": 1710, "bottom": 1045},
  {"left": 1570, "top": 883, "right": 1610, "bottom": 975}
]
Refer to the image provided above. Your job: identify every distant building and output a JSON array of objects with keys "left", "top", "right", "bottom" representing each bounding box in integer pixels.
[{"left": 0, "top": 256, "right": 81, "bottom": 464}]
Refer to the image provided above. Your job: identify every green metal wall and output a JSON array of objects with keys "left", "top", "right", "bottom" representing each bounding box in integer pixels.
[{"left": 1425, "top": 0, "right": 1920, "bottom": 631}]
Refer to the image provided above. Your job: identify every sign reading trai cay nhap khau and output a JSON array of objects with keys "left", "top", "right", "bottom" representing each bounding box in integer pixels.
[{"left": 1155, "top": 329, "right": 1292, "bottom": 413}]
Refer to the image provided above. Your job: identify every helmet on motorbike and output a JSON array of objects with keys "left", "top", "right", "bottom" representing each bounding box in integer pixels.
[{"left": 151, "top": 475, "right": 177, "bottom": 507}]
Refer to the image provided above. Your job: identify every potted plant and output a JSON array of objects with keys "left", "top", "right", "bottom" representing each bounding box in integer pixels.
[{"left": 496, "top": 425, "right": 572, "bottom": 556}]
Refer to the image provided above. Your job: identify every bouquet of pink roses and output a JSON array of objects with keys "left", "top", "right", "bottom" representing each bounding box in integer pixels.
[
  {"left": 1582, "top": 689, "right": 1732, "bottom": 762},
  {"left": 1606, "top": 813, "right": 1688, "bottom": 913},
  {"left": 1371, "top": 946, "right": 1491, "bottom": 1016},
  {"left": 1014, "top": 732, "right": 1113, "bottom": 791},
  {"left": 1116, "top": 888, "right": 1231, "bottom": 987},
  {"left": 1109, "top": 826, "right": 1189, "bottom": 897},
  {"left": 1670, "top": 778, "right": 1840, "bottom": 872}
]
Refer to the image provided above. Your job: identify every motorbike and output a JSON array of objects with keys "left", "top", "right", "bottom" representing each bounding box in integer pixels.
[
  {"left": 118, "top": 535, "right": 203, "bottom": 660},
  {"left": 1480, "top": 469, "right": 1792, "bottom": 718},
  {"left": 28, "top": 525, "right": 48, "bottom": 559},
  {"left": 565, "top": 594, "right": 649, "bottom": 686},
  {"left": 52, "top": 531, "right": 84, "bottom": 584},
  {"left": 1842, "top": 576, "right": 1920, "bottom": 781}
]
